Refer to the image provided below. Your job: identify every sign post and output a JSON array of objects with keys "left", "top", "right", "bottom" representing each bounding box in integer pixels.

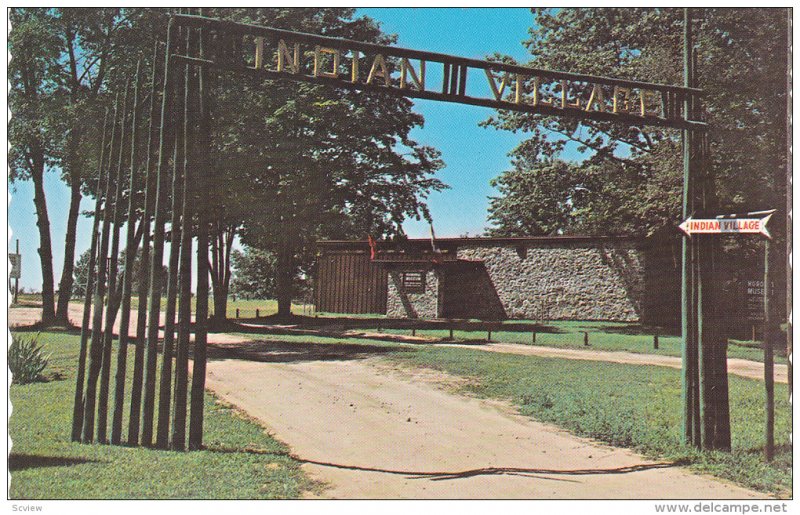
[
  {"left": 9, "top": 239, "right": 21, "bottom": 304},
  {"left": 679, "top": 209, "right": 776, "bottom": 460},
  {"left": 745, "top": 279, "right": 766, "bottom": 340},
  {"left": 764, "top": 238, "right": 774, "bottom": 461}
]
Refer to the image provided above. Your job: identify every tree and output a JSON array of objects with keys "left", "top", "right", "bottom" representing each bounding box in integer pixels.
[
  {"left": 54, "top": 8, "right": 168, "bottom": 323},
  {"left": 485, "top": 8, "right": 788, "bottom": 308},
  {"left": 487, "top": 143, "right": 683, "bottom": 237},
  {"left": 486, "top": 8, "right": 787, "bottom": 240},
  {"left": 229, "top": 247, "right": 278, "bottom": 301},
  {"left": 209, "top": 220, "right": 237, "bottom": 324},
  {"left": 10, "top": 8, "right": 168, "bottom": 325},
  {"left": 72, "top": 246, "right": 166, "bottom": 299},
  {"left": 71, "top": 248, "right": 93, "bottom": 298},
  {"left": 207, "top": 8, "right": 446, "bottom": 319},
  {"left": 54, "top": 9, "right": 136, "bottom": 321},
  {"left": 487, "top": 159, "right": 580, "bottom": 236},
  {"left": 9, "top": 8, "right": 63, "bottom": 325}
]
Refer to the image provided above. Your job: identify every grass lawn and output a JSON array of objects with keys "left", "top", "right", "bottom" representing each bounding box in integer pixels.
[
  {"left": 8, "top": 331, "right": 315, "bottom": 499},
  {"left": 8, "top": 325, "right": 790, "bottom": 498},
  {"left": 380, "top": 320, "right": 786, "bottom": 363},
  {"left": 221, "top": 298, "right": 314, "bottom": 319},
  {"left": 34, "top": 292, "right": 783, "bottom": 364}
]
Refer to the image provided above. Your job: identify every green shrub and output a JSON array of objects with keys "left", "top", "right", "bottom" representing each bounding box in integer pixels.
[{"left": 9, "top": 333, "right": 49, "bottom": 385}]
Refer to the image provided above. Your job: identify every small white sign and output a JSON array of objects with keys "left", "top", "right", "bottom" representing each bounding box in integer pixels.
[
  {"left": 679, "top": 211, "right": 774, "bottom": 238},
  {"left": 9, "top": 253, "right": 21, "bottom": 279}
]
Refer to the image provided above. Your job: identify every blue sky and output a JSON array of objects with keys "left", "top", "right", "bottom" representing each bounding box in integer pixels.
[
  {"left": 8, "top": 7, "right": 545, "bottom": 291},
  {"left": 358, "top": 8, "right": 536, "bottom": 239}
]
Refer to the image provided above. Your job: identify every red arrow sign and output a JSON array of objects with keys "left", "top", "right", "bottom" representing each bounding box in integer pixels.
[{"left": 679, "top": 211, "right": 774, "bottom": 238}]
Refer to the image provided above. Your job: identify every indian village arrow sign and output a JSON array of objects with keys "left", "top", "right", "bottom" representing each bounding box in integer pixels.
[{"left": 679, "top": 210, "right": 775, "bottom": 238}]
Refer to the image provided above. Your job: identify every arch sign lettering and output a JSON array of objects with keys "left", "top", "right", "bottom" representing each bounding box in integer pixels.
[{"left": 174, "top": 14, "right": 705, "bottom": 131}]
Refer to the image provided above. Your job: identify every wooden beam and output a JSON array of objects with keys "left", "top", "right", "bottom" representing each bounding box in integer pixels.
[
  {"left": 172, "top": 54, "right": 707, "bottom": 132},
  {"left": 172, "top": 14, "right": 703, "bottom": 95}
]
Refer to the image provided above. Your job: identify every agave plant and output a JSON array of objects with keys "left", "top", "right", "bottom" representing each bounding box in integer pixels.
[{"left": 9, "top": 333, "right": 49, "bottom": 385}]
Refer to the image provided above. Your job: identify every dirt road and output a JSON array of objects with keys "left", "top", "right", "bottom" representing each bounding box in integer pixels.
[
  {"left": 442, "top": 342, "right": 789, "bottom": 384},
  {"left": 204, "top": 354, "right": 763, "bottom": 499}
]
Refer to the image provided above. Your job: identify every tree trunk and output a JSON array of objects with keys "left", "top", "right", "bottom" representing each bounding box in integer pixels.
[
  {"left": 210, "top": 226, "right": 234, "bottom": 324},
  {"left": 31, "top": 150, "right": 56, "bottom": 326},
  {"left": 213, "top": 282, "right": 229, "bottom": 322},
  {"left": 56, "top": 170, "right": 82, "bottom": 324},
  {"left": 276, "top": 236, "right": 293, "bottom": 318}
]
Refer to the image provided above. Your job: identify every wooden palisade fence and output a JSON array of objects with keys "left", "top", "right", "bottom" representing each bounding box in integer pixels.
[{"left": 72, "top": 8, "right": 214, "bottom": 451}]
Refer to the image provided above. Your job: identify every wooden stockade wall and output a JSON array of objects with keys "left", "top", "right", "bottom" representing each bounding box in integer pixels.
[
  {"left": 73, "top": 8, "right": 214, "bottom": 452},
  {"left": 316, "top": 248, "right": 388, "bottom": 314}
]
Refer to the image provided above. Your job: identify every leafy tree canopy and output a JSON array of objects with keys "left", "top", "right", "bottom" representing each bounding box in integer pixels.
[
  {"left": 485, "top": 8, "right": 787, "bottom": 240},
  {"left": 229, "top": 246, "right": 277, "bottom": 300},
  {"left": 72, "top": 246, "right": 166, "bottom": 297},
  {"left": 204, "top": 8, "right": 447, "bottom": 301}
]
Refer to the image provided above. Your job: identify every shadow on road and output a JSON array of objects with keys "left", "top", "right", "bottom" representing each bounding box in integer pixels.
[
  {"left": 8, "top": 453, "right": 104, "bottom": 471},
  {"left": 10, "top": 323, "right": 81, "bottom": 334},
  {"left": 205, "top": 340, "right": 408, "bottom": 364}
]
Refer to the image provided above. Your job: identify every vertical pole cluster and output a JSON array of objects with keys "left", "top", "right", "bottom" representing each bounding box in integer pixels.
[
  {"left": 681, "top": 8, "right": 730, "bottom": 452},
  {"left": 72, "top": 12, "right": 212, "bottom": 451},
  {"left": 112, "top": 61, "right": 143, "bottom": 445},
  {"left": 82, "top": 91, "right": 120, "bottom": 443},
  {"left": 129, "top": 42, "right": 162, "bottom": 446},
  {"left": 71, "top": 109, "right": 109, "bottom": 442}
]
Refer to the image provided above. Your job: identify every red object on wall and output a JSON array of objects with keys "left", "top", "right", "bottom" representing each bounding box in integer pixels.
[{"left": 367, "top": 235, "right": 377, "bottom": 260}]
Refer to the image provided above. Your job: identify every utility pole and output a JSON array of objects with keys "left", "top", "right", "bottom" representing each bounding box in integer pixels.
[
  {"left": 681, "top": 7, "right": 700, "bottom": 447},
  {"left": 14, "top": 239, "right": 20, "bottom": 304},
  {"left": 764, "top": 239, "right": 775, "bottom": 461},
  {"left": 681, "top": 8, "right": 731, "bottom": 451}
]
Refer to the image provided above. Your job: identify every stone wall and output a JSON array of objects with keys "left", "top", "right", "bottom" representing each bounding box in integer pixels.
[
  {"left": 386, "top": 269, "right": 440, "bottom": 319},
  {"left": 455, "top": 241, "right": 644, "bottom": 321}
]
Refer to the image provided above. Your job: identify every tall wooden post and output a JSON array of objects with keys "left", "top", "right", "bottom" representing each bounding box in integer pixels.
[
  {"left": 171, "top": 19, "right": 196, "bottom": 451},
  {"left": 681, "top": 8, "right": 700, "bottom": 447},
  {"left": 764, "top": 239, "right": 775, "bottom": 461},
  {"left": 700, "top": 126, "right": 730, "bottom": 451},
  {"left": 142, "top": 19, "right": 177, "bottom": 447},
  {"left": 112, "top": 62, "right": 143, "bottom": 445},
  {"left": 190, "top": 9, "right": 212, "bottom": 450},
  {"left": 128, "top": 44, "right": 161, "bottom": 445},
  {"left": 82, "top": 92, "right": 121, "bottom": 443},
  {"left": 156, "top": 26, "right": 186, "bottom": 449},
  {"left": 694, "top": 45, "right": 711, "bottom": 450},
  {"left": 97, "top": 79, "right": 131, "bottom": 444},
  {"left": 72, "top": 109, "right": 109, "bottom": 442},
  {"left": 785, "top": 8, "right": 793, "bottom": 404}
]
